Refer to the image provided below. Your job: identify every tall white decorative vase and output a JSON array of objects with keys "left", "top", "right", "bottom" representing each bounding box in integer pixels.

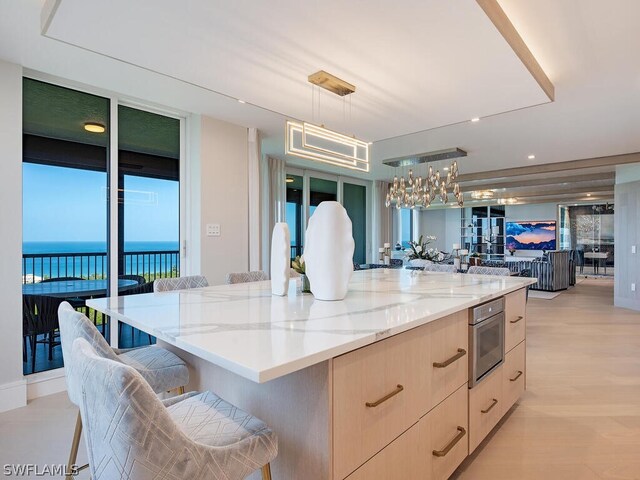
[
  {"left": 270, "top": 223, "right": 290, "bottom": 296},
  {"left": 304, "top": 201, "right": 355, "bottom": 301}
]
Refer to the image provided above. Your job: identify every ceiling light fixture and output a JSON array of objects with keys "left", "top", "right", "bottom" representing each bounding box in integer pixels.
[
  {"left": 237, "top": 99, "right": 246, "bottom": 104},
  {"left": 498, "top": 197, "right": 518, "bottom": 205},
  {"left": 528, "top": 154, "right": 536, "bottom": 160},
  {"left": 470, "top": 117, "right": 480, "bottom": 123},
  {"left": 285, "top": 177, "right": 294, "bottom": 183},
  {"left": 386, "top": 161, "right": 462, "bottom": 209},
  {"left": 471, "top": 190, "right": 495, "bottom": 200},
  {"left": 285, "top": 120, "right": 369, "bottom": 172},
  {"left": 586, "top": 193, "right": 592, "bottom": 197},
  {"left": 84, "top": 122, "right": 105, "bottom": 133}
]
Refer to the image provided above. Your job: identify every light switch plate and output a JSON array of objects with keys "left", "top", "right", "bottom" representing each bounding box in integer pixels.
[
  {"left": 632, "top": 283, "right": 636, "bottom": 292},
  {"left": 632, "top": 245, "right": 636, "bottom": 254},
  {"left": 206, "top": 224, "right": 221, "bottom": 237}
]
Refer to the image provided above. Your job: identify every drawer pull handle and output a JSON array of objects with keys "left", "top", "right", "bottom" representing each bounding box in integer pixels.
[
  {"left": 433, "top": 348, "right": 466, "bottom": 368},
  {"left": 481, "top": 398, "right": 498, "bottom": 414},
  {"left": 510, "top": 316, "right": 524, "bottom": 324},
  {"left": 432, "top": 426, "right": 466, "bottom": 457},
  {"left": 510, "top": 370, "right": 523, "bottom": 382},
  {"left": 365, "top": 384, "right": 404, "bottom": 408}
]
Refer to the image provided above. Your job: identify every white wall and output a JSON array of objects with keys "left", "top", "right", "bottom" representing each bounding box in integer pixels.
[
  {"left": 198, "top": 115, "right": 249, "bottom": 285},
  {"left": 614, "top": 165, "right": 640, "bottom": 311},
  {"left": 505, "top": 203, "right": 558, "bottom": 223},
  {"left": 0, "top": 60, "right": 27, "bottom": 412}
]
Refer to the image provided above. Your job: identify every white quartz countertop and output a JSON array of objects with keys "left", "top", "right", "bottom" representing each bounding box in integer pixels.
[{"left": 88, "top": 270, "right": 536, "bottom": 383}]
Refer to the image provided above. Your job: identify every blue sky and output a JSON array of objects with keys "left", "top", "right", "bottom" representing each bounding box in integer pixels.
[{"left": 23, "top": 163, "right": 179, "bottom": 243}]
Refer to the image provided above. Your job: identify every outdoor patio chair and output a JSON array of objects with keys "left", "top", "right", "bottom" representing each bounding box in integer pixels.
[{"left": 22, "top": 294, "right": 65, "bottom": 373}]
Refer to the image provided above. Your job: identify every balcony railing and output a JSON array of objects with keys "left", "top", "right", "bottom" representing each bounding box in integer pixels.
[{"left": 22, "top": 250, "right": 180, "bottom": 284}]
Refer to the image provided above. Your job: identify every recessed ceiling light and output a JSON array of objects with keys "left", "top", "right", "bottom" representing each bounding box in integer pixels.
[
  {"left": 237, "top": 99, "right": 246, "bottom": 104},
  {"left": 285, "top": 177, "right": 294, "bottom": 183},
  {"left": 443, "top": 167, "right": 449, "bottom": 171},
  {"left": 84, "top": 122, "right": 105, "bottom": 133},
  {"left": 470, "top": 117, "right": 480, "bottom": 123},
  {"left": 528, "top": 154, "right": 536, "bottom": 160},
  {"left": 587, "top": 193, "right": 592, "bottom": 197},
  {"left": 368, "top": 141, "right": 373, "bottom": 145}
]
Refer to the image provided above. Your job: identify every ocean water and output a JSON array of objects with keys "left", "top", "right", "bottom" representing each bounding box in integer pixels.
[{"left": 22, "top": 241, "right": 180, "bottom": 280}]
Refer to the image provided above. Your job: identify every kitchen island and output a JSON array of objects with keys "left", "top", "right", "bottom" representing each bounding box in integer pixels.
[{"left": 89, "top": 269, "right": 536, "bottom": 480}]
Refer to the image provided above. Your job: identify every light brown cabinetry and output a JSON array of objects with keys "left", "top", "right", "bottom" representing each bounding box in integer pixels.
[
  {"left": 426, "top": 311, "right": 469, "bottom": 411},
  {"left": 502, "top": 340, "right": 526, "bottom": 415},
  {"left": 505, "top": 288, "right": 526, "bottom": 353},
  {"left": 333, "top": 324, "right": 426, "bottom": 479},
  {"left": 421, "top": 384, "right": 469, "bottom": 480},
  {"left": 344, "top": 422, "right": 422, "bottom": 480},
  {"left": 468, "top": 365, "right": 503, "bottom": 453}
]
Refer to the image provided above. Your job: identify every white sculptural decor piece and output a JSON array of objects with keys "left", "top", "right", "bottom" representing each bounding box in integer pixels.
[
  {"left": 304, "top": 201, "right": 355, "bottom": 301},
  {"left": 270, "top": 223, "right": 291, "bottom": 296}
]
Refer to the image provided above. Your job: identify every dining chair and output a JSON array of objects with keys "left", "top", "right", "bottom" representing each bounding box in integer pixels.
[
  {"left": 58, "top": 302, "right": 190, "bottom": 480},
  {"left": 467, "top": 266, "right": 511, "bottom": 276},
  {"left": 225, "top": 271, "right": 268, "bottom": 284},
  {"left": 22, "top": 294, "right": 64, "bottom": 373},
  {"left": 153, "top": 274, "right": 209, "bottom": 292},
  {"left": 118, "top": 281, "right": 155, "bottom": 345},
  {"left": 68, "top": 337, "right": 277, "bottom": 480},
  {"left": 422, "top": 263, "right": 457, "bottom": 273}
]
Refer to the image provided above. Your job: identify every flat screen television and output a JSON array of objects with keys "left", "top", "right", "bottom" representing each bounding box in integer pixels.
[{"left": 506, "top": 221, "right": 556, "bottom": 251}]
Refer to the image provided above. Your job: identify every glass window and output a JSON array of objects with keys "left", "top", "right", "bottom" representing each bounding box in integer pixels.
[
  {"left": 117, "top": 105, "right": 180, "bottom": 348},
  {"left": 286, "top": 174, "right": 303, "bottom": 259},
  {"left": 22, "top": 78, "right": 109, "bottom": 374},
  {"left": 401, "top": 208, "right": 413, "bottom": 247},
  {"left": 343, "top": 183, "right": 367, "bottom": 265},
  {"left": 309, "top": 177, "right": 337, "bottom": 217}
]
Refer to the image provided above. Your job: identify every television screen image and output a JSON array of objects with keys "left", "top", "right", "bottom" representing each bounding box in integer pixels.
[{"left": 506, "top": 221, "right": 556, "bottom": 251}]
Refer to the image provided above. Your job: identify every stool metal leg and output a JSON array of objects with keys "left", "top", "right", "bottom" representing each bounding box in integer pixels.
[
  {"left": 261, "top": 463, "right": 272, "bottom": 480},
  {"left": 66, "top": 412, "right": 82, "bottom": 480}
]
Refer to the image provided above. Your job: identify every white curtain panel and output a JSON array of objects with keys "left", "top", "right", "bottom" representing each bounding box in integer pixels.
[
  {"left": 247, "top": 128, "right": 261, "bottom": 271},
  {"left": 372, "top": 181, "right": 391, "bottom": 261},
  {"left": 260, "top": 156, "right": 286, "bottom": 273}
]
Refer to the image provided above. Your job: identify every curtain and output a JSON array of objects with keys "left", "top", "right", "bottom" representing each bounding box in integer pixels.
[
  {"left": 260, "top": 156, "right": 286, "bottom": 273},
  {"left": 371, "top": 181, "right": 391, "bottom": 262},
  {"left": 247, "top": 128, "right": 261, "bottom": 271}
]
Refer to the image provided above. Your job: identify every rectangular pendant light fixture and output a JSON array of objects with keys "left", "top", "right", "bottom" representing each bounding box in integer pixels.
[{"left": 285, "top": 120, "right": 369, "bottom": 172}]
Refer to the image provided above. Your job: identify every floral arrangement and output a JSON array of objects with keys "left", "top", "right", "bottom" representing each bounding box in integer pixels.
[
  {"left": 507, "top": 243, "right": 516, "bottom": 255},
  {"left": 291, "top": 255, "right": 305, "bottom": 274},
  {"left": 405, "top": 235, "right": 448, "bottom": 262}
]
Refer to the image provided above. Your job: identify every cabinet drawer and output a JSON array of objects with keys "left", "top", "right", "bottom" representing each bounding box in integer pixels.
[
  {"left": 333, "top": 325, "right": 425, "bottom": 479},
  {"left": 344, "top": 422, "right": 421, "bottom": 480},
  {"left": 502, "top": 340, "right": 526, "bottom": 415},
  {"left": 426, "top": 311, "right": 469, "bottom": 411},
  {"left": 505, "top": 288, "right": 526, "bottom": 353},
  {"left": 421, "top": 384, "right": 469, "bottom": 480},
  {"left": 468, "top": 365, "right": 503, "bottom": 453}
]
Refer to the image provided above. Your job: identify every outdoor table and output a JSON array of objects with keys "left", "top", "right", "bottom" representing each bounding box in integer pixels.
[{"left": 22, "top": 279, "right": 139, "bottom": 298}]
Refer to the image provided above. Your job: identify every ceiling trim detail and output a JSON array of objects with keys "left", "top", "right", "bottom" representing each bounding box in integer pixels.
[{"left": 476, "top": 0, "right": 555, "bottom": 101}]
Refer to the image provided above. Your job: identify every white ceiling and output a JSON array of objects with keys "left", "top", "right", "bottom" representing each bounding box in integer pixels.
[
  {"left": 44, "top": 0, "right": 548, "bottom": 142},
  {"left": 0, "top": 0, "right": 638, "bottom": 190}
]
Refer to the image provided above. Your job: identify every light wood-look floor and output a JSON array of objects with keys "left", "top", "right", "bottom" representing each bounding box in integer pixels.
[
  {"left": 453, "top": 278, "right": 640, "bottom": 480},
  {"left": 1, "top": 279, "right": 639, "bottom": 480}
]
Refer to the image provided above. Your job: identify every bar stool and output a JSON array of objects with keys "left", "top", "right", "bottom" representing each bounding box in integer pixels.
[
  {"left": 68, "top": 337, "right": 277, "bottom": 480},
  {"left": 58, "top": 302, "right": 190, "bottom": 479},
  {"left": 153, "top": 274, "right": 209, "bottom": 292}
]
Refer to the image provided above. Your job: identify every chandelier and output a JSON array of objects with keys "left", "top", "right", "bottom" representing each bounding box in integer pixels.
[{"left": 385, "top": 161, "right": 463, "bottom": 209}]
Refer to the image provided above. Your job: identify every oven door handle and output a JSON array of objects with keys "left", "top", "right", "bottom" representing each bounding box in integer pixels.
[{"left": 433, "top": 348, "right": 467, "bottom": 368}]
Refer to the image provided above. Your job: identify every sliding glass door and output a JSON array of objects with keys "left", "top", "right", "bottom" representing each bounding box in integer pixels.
[
  {"left": 285, "top": 169, "right": 369, "bottom": 265},
  {"left": 22, "top": 78, "right": 184, "bottom": 373}
]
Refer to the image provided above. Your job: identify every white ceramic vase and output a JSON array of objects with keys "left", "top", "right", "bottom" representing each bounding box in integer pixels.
[
  {"left": 304, "top": 201, "right": 355, "bottom": 301},
  {"left": 270, "top": 222, "right": 290, "bottom": 296}
]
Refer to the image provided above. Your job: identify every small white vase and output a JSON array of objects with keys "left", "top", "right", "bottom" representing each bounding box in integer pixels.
[
  {"left": 304, "top": 201, "right": 354, "bottom": 301},
  {"left": 270, "top": 223, "right": 290, "bottom": 296}
]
